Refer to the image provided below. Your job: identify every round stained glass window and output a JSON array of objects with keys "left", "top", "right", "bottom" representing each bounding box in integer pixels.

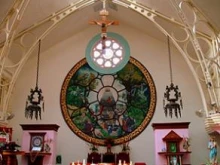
[
  {"left": 86, "top": 32, "right": 130, "bottom": 74},
  {"left": 60, "top": 57, "right": 157, "bottom": 146}
]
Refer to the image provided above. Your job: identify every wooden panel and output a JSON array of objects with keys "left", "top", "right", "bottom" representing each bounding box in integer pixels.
[
  {"left": 152, "top": 122, "right": 190, "bottom": 129},
  {"left": 20, "top": 124, "right": 60, "bottom": 132}
]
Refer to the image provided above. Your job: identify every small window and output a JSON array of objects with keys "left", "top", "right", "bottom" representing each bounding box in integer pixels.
[{"left": 86, "top": 32, "right": 130, "bottom": 74}]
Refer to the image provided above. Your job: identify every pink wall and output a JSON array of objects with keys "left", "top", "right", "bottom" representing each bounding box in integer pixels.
[
  {"left": 152, "top": 122, "right": 191, "bottom": 165},
  {"left": 20, "top": 125, "right": 59, "bottom": 165}
]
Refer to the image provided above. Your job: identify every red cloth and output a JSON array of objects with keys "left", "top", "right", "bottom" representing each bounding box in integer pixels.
[
  {"left": 134, "top": 162, "right": 146, "bottom": 165},
  {"left": 70, "top": 163, "right": 115, "bottom": 165}
]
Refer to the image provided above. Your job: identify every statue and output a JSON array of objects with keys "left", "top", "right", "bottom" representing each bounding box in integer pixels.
[
  {"left": 208, "top": 137, "right": 218, "bottom": 165},
  {"left": 183, "top": 137, "right": 190, "bottom": 152},
  {"left": 89, "top": 0, "right": 119, "bottom": 45},
  {"left": 170, "top": 156, "right": 178, "bottom": 165}
]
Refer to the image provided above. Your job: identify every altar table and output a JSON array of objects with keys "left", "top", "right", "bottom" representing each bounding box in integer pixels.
[{"left": 2, "top": 151, "right": 25, "bottom": 165}]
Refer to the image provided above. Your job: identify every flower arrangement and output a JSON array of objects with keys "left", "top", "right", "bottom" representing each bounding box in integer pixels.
[
  {"left": 183, "top": 137, "right": 190, "bottom": 152},
  {"left": 2, "top": 141, "right": 20, "bottom": 151},
  {"left": 44, "top": 138, "right": 53, "bottom": 152},
  {"left": 89, "top": 143, "right": 99, "bottom": 153}
]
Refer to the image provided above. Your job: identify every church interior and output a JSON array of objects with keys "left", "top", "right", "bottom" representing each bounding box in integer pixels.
[{"left": 0, "top": 0, "right": 220, "bottom": 165}]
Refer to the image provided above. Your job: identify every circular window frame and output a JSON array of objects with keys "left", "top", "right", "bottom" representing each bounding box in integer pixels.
[
  {"left": 60, "top": 57, "right": 157, "bottom": 146},
  {"left": 86, "top": 32, "right": 130, "bottom": 74}
]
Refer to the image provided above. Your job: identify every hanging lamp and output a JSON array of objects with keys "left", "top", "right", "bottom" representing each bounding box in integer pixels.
[
  {"left": 163, "top": 36, "right": 183, "bottom": 118},
  {"left": 25, "top": 40, "right": 44, "bottom": 120}
]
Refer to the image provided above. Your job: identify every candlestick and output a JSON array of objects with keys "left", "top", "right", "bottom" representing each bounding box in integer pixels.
[{"left": 83, "top": 159, "right": 86, "bottom": 165}]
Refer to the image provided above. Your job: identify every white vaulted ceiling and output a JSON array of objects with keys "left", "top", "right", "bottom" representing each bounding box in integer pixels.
[
  {"left": 0, "top": 0, "right": 219, "bottom": 123},
  {"left": 0, "top": 0, "right": 219, "bottom": 53},
  {"left": 1, "top": 0, "right": 220, "bottom": 30}
]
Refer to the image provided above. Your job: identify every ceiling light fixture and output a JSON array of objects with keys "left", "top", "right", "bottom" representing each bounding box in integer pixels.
[
  {"left": 25, "top": 40, "right": 44, "bottom": 120},
  {"left": 163, "top": 36, "right": 183, "bottom": 118}
]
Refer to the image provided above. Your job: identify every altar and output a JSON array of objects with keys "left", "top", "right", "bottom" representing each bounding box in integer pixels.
[
  {"left": 24, "top": 152, "right": 51, "bottom": 165},
  {"left": 86, "top": 152, "right": 130, "bottom": 164},
  {"left": 2, "top": 151, "right": 25, "bottom": 165}
]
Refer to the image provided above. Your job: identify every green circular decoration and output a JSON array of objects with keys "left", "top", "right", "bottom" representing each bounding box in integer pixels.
[
  {"left": 86, "top": 32, "right": 130, "bottom": 74},
  {"left": 60, "top": 57, "right": 157, "bottom": 146}
]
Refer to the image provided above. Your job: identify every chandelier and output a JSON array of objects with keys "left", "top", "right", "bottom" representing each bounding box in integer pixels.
[
  {"left": 163, "top": 36, "right": 183, "bottom": 118},
  {"left": 25, "top": 40, "right": 44, "bottom": 120}
]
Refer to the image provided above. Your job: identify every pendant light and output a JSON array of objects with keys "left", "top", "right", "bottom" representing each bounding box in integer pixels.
[
  {"left": 25, "top": 39, "right": 44, "bottom": 120},
  {"left": 163, "top": 36, "right": 183, "bottom": 118}
]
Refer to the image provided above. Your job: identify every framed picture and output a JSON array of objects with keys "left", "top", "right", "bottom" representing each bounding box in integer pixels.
[{"left": 29, "top": 132, "right": 46, "bottom": 152}]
